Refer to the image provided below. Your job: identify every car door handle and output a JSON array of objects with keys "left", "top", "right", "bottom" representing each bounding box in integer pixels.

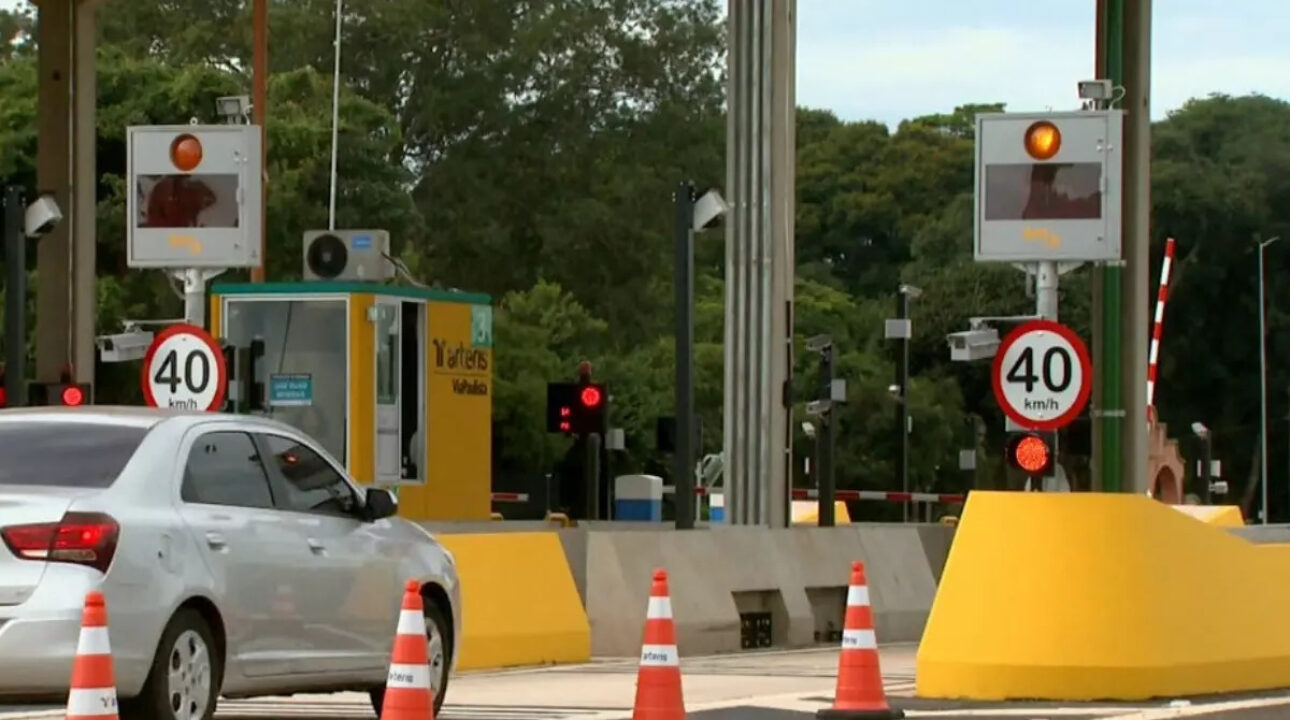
[
  {"left": 307, "top": 538, "right": 326, "bottom": 554},
  {"left": 205, "top": 532, "right": 227, "bottom": 550}
]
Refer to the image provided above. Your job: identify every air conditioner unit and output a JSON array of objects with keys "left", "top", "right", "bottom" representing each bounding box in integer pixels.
[{"left": 302, "top": 229, "right": 395, "bottom": 281}]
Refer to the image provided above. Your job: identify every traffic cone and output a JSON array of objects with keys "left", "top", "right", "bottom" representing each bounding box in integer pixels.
[
  {"left": 66, "top": 591, "right": 119, "bottom": 720},
  {"left": 817, "top": 561, "right": 903, "bottom": 719},
  {"left": 631, "top": 568, "right": 685, "bottom": 720},
  {"left": 380, "top": 580, "right": 435, "bottom": 720}
]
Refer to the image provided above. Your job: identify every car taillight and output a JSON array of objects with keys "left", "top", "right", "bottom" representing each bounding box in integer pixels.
[{"left": 1, "top": 512, "right": 120, "bottom": 574}]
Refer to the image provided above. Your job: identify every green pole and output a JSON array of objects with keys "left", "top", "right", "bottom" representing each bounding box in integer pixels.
[{"left": 1098, "top": 0, "right": 1125, "bottom": 493}]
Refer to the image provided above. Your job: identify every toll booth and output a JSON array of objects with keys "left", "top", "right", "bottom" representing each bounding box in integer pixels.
[{"left": 209, "top": 282, "right": 493, "bottom": 521}]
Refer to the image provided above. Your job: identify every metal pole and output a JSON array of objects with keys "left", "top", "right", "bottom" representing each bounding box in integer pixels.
[
  {"left": 4, "top": 187, "right": 26, "bottom": 407},
  {"left": 181, "top": 269, "right": 206, "bottom": 328},
  {"left": 1095, "top": 0, "right": 1125, "bottom": 493},
  {"left": 674, "top": 182, "right": 697, "bottom": 530},
  {"left": 818, "top": 346, "right": 835, "bottom": 527},
  {"left": 327, "top": 0, "right": 343, "bottom": 231},
  {"left": 585, "top": 432, "right": 602, "bottom": 521},
  {"left": 1202, "top": 434, "right": 1212, "bottom": 504},
  {"left": 896, "top": 291, "right": 910, "bottom": 521},
  {"left": 250, "top": 0, "right": 268, "bottom": 282},
  {"left": 1258, "top": 237, "right": 1278, "bottom": 523},
  {"left": 1120, "top": 0, "right": 1152, "bottom": 495}
]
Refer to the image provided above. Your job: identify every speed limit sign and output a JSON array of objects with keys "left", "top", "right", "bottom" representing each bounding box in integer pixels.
[
  {"left": 141, "top": 323, "right": 228, "bottom": 411},
  {"left": 991, "top": 319, "right": 1092, "bottom": 431}
]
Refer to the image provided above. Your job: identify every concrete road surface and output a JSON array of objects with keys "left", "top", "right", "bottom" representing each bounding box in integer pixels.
[{"left": 5, "top": 645, "right": 1290, "bottom": 720}]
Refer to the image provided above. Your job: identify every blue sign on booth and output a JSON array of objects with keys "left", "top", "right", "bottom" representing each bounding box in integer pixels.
[{"left": 268, "top": 373, "right": 313, "bottom": 407}]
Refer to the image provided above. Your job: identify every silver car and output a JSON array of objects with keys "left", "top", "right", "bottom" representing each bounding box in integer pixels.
[{"left": 0, "top": 406, "right": 460, "bottom": 720}]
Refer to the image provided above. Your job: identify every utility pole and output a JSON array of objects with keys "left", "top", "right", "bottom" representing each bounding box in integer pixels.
[{"left": 673, "top": 181, "right": 697, "bottom": 530}]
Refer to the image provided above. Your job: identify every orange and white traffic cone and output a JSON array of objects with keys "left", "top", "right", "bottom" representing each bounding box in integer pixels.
[
  {"left": 631, "top": 569, "right": 685, "bottom": 720},
  {"left": 817, "top": 561, "right": 903, "bottom": 719},
  {"left": 66, "top": 591, "right": 119, "bottom": 720},
  {"left": 380, "top": 580, "right": 435, "bottom": 720}
]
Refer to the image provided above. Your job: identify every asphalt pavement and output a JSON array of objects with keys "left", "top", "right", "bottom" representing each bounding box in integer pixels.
[{"left": 6, "top": 645, "right": 1290, "bottom": 720}]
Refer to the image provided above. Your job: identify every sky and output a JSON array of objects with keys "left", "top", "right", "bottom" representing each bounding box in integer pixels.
[{"left": 4, "top": 0, "right": 1289, "bottom": 128}]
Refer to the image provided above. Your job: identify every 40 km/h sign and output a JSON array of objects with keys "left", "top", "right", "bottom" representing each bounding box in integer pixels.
[
  {"left": 991, "top": 320, "right": 1092, "bottom": 431},
  {"left": 141, "top": 324, "right": 227, "bottom": 411}
]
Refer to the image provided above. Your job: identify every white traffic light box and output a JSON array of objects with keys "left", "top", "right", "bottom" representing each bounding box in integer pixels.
[
  {"left": 974, "top": 110, "right": 1124, "bottom": 263},
  {"left": 125, "top": 124, "right": 263, "bottom": 268}
]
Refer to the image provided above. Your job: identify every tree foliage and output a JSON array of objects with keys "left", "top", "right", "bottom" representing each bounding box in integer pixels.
[{"left": 1, "top": 1, "right": 1287, "bottom": 517}]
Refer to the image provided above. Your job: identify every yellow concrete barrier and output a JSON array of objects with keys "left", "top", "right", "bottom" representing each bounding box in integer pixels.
[
  {"left": 791, "top": 500, "right": 850, "bottom": 525},
  {"left": 1172, "top": 504, "right": 1245, "bottom": 527},
  {"left": 439, "top": 532, "right": 590, "bottom": 670},
  {"left": 917, "top": 491, "right": 1290, "bottom": 701}
]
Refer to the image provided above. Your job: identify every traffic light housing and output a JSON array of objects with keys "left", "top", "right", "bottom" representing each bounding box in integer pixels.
[
  {"left": 546, "top": 380, "right": 608, "bottom": 436},
  {"left": 1006, "top": 431, "right": 1054, "bottom": 477},
  {"left": 28, "top": 367, "right": 90, "bottom": 407}
]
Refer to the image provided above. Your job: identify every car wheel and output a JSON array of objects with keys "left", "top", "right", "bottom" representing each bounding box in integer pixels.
[
  {"left": 369, "top": 601, "right": 452, "bottom": 717},
  {"left": 120, "top": 609, "right": 221, "bottom": 720}
]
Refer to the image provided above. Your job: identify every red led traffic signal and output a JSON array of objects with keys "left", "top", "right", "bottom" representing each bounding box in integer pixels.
[
  {"left": 546, "top": 381, "right": 608, "bottom": 436},
  {"left": 61, "top": 385, "right": 85, "bottom": 406},
  {"left": 1006, "top": 432, "right": 1053, "bottom": 477}
]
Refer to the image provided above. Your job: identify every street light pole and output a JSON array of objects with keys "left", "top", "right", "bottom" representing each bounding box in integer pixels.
[{"left": 1258, "top": 236, "right": 1279, "bottom": 524}]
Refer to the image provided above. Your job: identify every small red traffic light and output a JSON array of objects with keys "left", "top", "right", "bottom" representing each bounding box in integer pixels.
[
  {"left": 1011, "top": 434, "right": 1050, "bottom": 474},
  {"left": 60, "top": 386, "right": 85, "bottom": 406},
  {"left": 580, "top": 386, "right": 602, "bottom": 408}
]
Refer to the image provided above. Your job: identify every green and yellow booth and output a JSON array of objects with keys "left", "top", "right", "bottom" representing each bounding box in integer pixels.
[{"left": 209, "top": 282, "right": 493, "bottom": 521}]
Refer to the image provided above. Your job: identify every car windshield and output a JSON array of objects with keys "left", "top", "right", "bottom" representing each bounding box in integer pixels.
[{"left": 0, "top": 422, "right": 150, "bottom": 488}]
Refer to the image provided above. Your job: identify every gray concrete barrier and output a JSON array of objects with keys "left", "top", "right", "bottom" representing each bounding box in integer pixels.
[
  {"left": 423, "top": 519, "right": 956, "bottom": 658},
  {"left": 572, "top": 523, "right": 952, "bottom": 657}
]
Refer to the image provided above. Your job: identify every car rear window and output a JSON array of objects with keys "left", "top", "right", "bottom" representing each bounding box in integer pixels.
[{"left": 0, "top": 423, "right": 150, "bottom": 488}]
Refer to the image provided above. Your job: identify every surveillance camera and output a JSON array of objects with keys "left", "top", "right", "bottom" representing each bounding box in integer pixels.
[
  {"left": 805, "top": 334, "right": 833, "bottom": 352},
  {"left": 24, "top": 194, "right": 62, "bottom": 238},
  {"left": 691, "top": 188, "right": 729, "bottom": 231},
  {"left": 887, "top": 384, "right": 901, "bottom": 397},
  {"left": 801, "top": 421, "right": 816, "bottom": 438},
  {"left": 946, "top": 328, "right": 1001, "bottom": 362},
  {"left": 96, "top": 328, "right": 155, "bottom": 363}
]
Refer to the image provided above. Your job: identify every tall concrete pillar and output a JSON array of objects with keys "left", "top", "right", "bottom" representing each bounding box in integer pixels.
[
  {"left": 723, "top": 0, "right": 796, "bottom": 527},
  {"left": 35, "top": 0, "right": 97, "bottom": 386}
]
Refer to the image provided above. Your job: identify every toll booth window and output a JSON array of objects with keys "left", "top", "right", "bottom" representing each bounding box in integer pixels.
[
  {"left": 136, "top": 174, "right": 240, "bottom": 228},
  {"left": 376, "top": 304, "right": 399, "bottom": 405},
  {"left": 223, "top": 298, "right": 348, "bottom": 463},
  {"left": 983, "top": 163, "right": 1102, "bottom": 221}
]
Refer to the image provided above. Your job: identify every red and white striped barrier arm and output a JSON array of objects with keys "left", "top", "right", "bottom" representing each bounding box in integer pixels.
[
  {"left": 490, "top": 492, "right": 530, "bottom": 503},
  {"left": 789, "top": 488, "right": 966, "bottom": 504},
  {"left": 1147, "top": 237, "right": 1176, "bottom": 421},
  {"left": 676, "top": 486, "right": 964, "bottom": 504}
]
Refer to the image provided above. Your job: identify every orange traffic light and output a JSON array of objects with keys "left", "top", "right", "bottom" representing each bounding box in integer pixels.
[
  {"left": 1024, "top": 121, "right": 1061, "bottom": 160},
  {"left": 169, "top": 133, "right": 203, "bottom": 172}
]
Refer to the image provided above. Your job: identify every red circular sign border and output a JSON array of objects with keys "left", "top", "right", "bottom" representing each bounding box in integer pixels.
[
  {"left": 140, "top": 323, "right": 228, "bottom": 412},
  {"left": 991, "top": 319, "right": 1092, "bottom": 432}
]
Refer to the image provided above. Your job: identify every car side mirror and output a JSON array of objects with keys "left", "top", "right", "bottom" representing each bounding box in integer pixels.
[{"left": 364, "top": 487, "right": 398, "bottom": 521}]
